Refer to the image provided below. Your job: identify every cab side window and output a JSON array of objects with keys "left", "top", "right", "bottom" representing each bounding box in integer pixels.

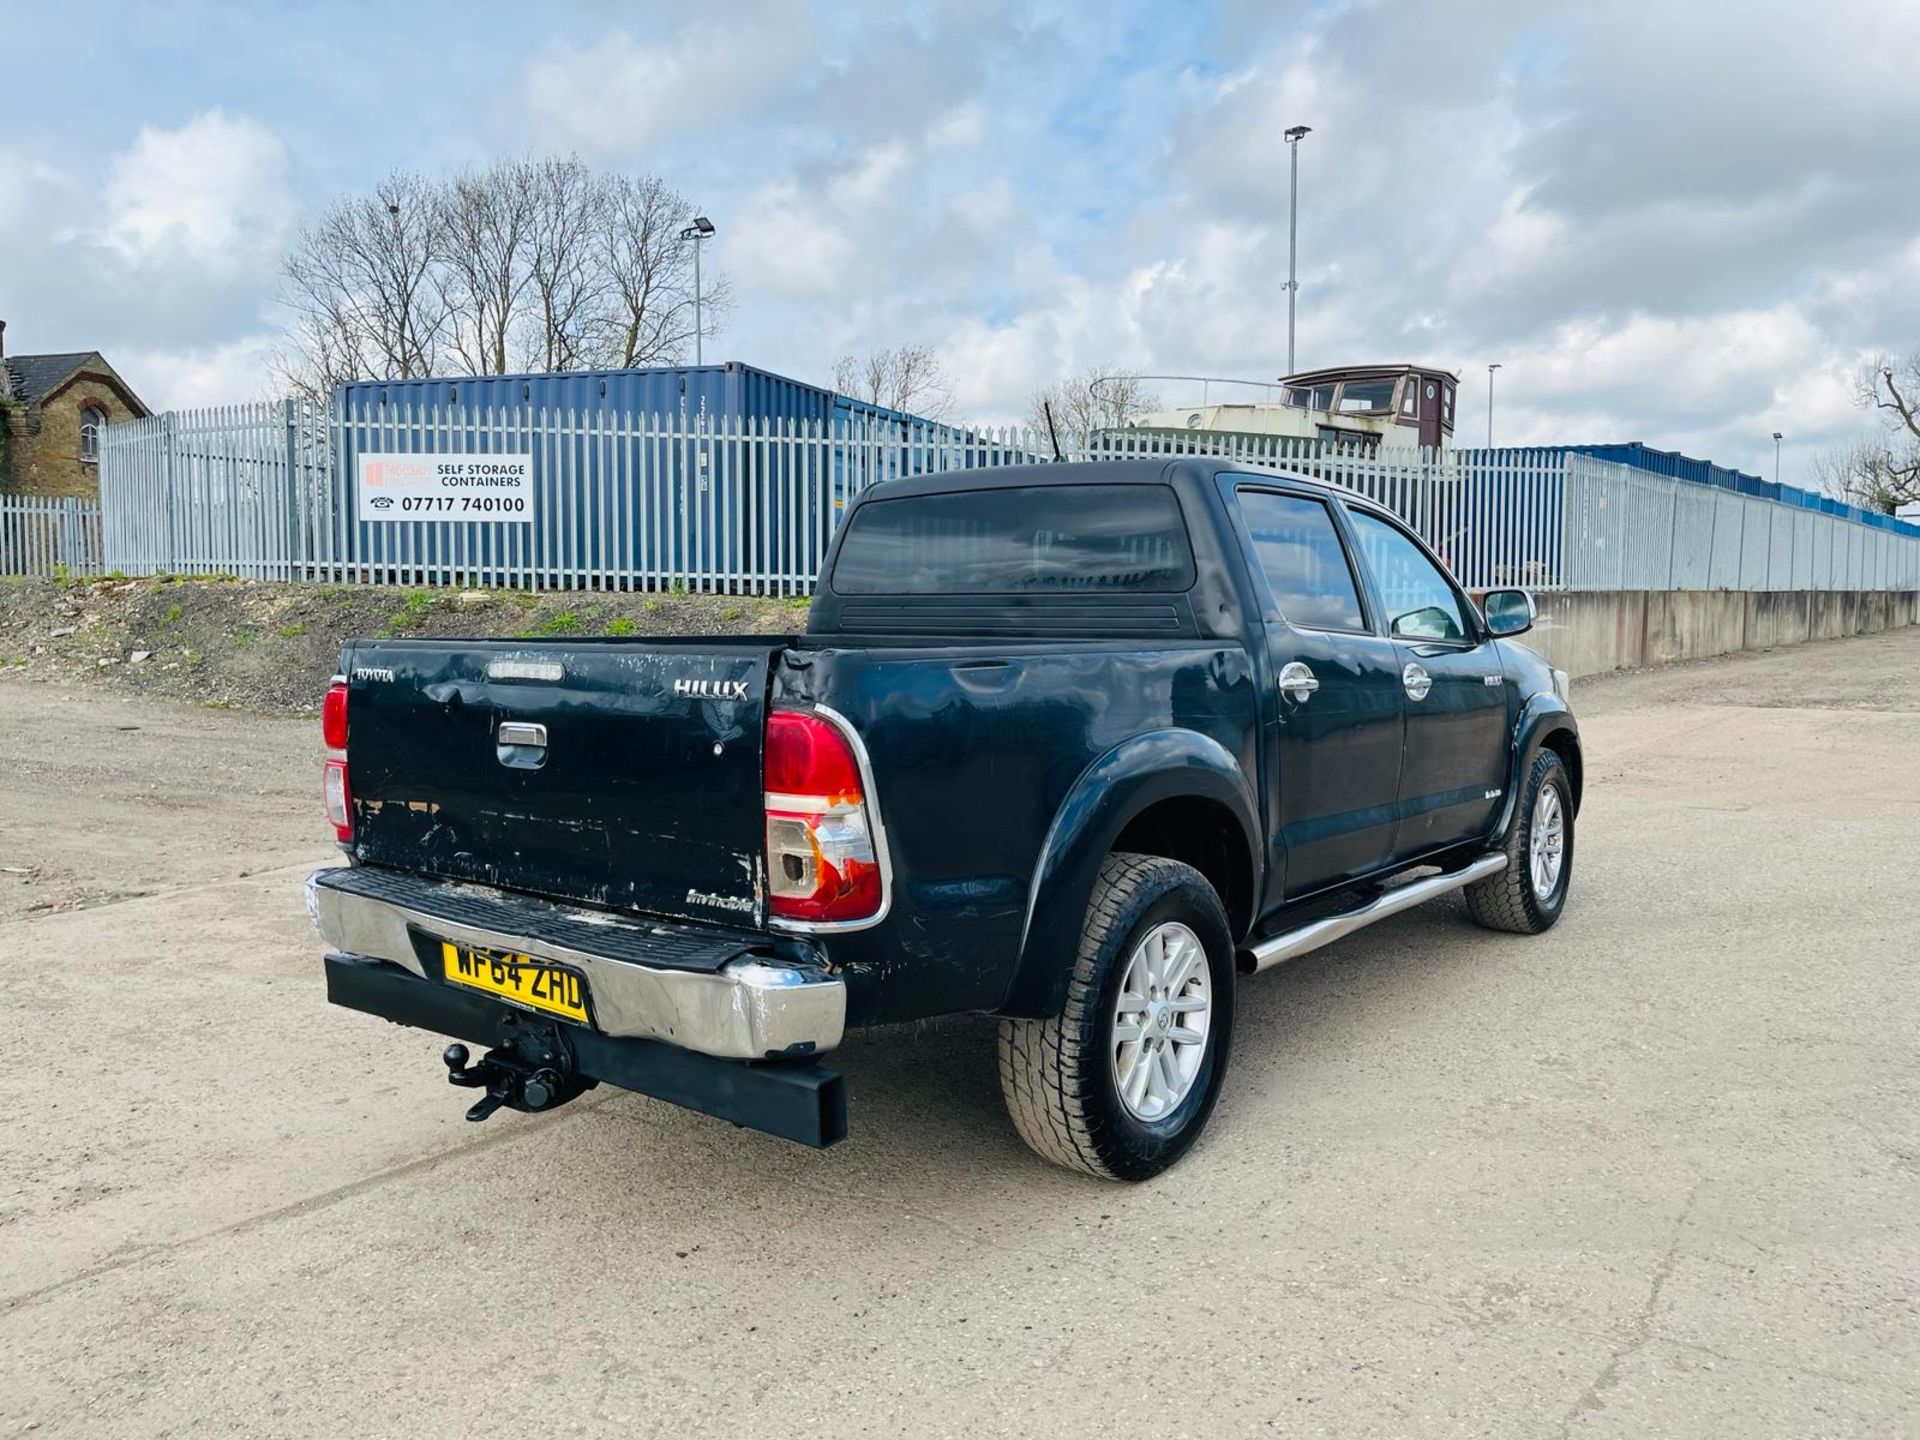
[
  {"left": 1347, "top": 510, "right": 1471, "bottom": 642},
  {"left": 1236, "top": 490, "right": 1366, "bottom": 632}
]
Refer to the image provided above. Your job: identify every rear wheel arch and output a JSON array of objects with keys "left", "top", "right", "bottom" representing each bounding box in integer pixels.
[
  {"left": 1111, "top": 795, "right": 1254, "bottom": 940},
  {"left": 1001, "top": 731, "right": 1258, "bottom": 1020}
]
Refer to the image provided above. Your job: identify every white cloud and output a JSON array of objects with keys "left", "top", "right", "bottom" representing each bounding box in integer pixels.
[
  {"left": 524, "top": 7, "right": 811, "bottom": 154},
  {"left": 115, "top": 333, "right": 284, "bottom": 411},
  {"left": 926, "top": 103, "right": 985, "bottom": 150},
  {"left": 98, "top": 110, "right": 294, "bottom": 271},
  {"left": 723, "top": 180, "right": 856, "bottom": 296},
  {"left": 0, "top": 151, "right": 77, "bottom": 232},
  {"left": 828, "top": 145, "right": 908, "bottom": 208}
]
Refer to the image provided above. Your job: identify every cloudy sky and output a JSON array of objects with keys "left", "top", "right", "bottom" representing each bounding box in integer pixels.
[{"left": 4, "top": 0, "right": 1919, "bottom": 481}]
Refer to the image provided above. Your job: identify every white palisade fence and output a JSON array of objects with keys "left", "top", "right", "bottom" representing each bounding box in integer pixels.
[
  {"left": 90, "top": 399, "right": 1920, "bottom": 596},
  {"left": 0, "top": 495, "right": 105, "bottom": 579}
]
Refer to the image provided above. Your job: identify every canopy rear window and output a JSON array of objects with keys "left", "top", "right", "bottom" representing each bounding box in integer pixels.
[{"left": 831, "top": 484, "right": 1196, "bottom": 595}]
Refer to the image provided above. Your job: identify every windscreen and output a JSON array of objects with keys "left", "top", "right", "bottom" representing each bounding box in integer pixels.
[{"left": 830, "top": 484, "right": 1196, "bottom": 594}]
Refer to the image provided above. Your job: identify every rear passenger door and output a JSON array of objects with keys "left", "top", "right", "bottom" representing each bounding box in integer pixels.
[
  {"left": 1228, "top": 484, "right": 1407, "bottom": 907},
  {"left": 1343, "top": 507, "right": 1512, "bottom": 858}
]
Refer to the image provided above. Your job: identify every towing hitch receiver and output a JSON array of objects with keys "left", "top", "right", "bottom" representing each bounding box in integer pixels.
[{"left": 441, "top": 1015, "right": 597, "bottom": 1122}]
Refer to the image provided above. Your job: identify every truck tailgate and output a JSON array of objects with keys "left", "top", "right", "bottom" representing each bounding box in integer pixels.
[{"left": 342, "top": 638, "right": 779, "bottom": 927}]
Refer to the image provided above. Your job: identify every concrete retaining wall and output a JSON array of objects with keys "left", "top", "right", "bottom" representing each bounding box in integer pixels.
[{"left": 1517, "top": 589, "right": 1920, "bottom": 679}]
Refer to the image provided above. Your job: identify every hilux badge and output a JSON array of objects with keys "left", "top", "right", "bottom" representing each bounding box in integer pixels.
[{"left": 673, "top": 678, "right": 750, "bottom": 701}]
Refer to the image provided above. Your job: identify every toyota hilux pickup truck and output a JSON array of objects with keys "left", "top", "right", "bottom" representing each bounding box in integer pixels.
[{"left": 308, "top": 458, "right": 1580, "bottom": 1180}]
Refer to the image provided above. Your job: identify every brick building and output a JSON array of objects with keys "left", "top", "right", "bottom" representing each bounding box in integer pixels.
[{"left": 1, "top": 321, "right": 150, "bottom": 498}]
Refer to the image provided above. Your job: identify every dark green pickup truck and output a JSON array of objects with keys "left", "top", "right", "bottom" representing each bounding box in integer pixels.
[{"left": 308, "top": 458, "right": 1580, "bottom": 1179}]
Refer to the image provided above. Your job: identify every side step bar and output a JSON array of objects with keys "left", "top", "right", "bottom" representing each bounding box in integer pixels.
[{"left": 1240, "top": 853, "right": 1509, "bottom": 974}]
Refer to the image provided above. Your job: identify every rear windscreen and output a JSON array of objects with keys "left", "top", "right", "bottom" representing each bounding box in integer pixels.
[{"left": 830, "top": 484, "right": 1196, "bottom": 594}]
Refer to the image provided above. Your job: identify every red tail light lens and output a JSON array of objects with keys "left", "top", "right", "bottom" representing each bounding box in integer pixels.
[
  {"left": 321, "top": 681, "right": 349, "bottom": 751},
  {"left": 764, "top": 709, "right": 883, "bottom": 924},
  {"left": 322, "top": 677, "right": 351, "bottom": 844}
]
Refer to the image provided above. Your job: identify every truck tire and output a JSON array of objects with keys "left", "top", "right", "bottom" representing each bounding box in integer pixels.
[
  {"left": 1465, "top": 747, "right": 1573, "bottom": 934},
  {"left": 998, "top": 852, "right": 1236, "bottom": 1181}
]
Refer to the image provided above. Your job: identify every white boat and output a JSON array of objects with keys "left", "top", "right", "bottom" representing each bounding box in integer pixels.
[{"left": 1128, "top": 363, "right": 1461, "bottom": 454}]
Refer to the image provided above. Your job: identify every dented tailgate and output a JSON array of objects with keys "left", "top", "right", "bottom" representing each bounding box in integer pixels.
[{"left": 341, "top": 637, "right": 780, "bottom": 927}]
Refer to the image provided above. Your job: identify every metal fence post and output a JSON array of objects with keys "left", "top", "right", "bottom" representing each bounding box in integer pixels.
[
  {"left": 161, "top": 411, "right": 178, "bottom": 577},
  {"left": 1666, "top": 480, "right": 1680, "bottom": 589},
  {"left": 282, "top": 397, "right": 300, "bottom": 582}
]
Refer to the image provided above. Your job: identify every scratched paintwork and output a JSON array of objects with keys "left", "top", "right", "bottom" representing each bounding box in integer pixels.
[{"left": 343, "top": 635, "right": 790, "bottom": 928}]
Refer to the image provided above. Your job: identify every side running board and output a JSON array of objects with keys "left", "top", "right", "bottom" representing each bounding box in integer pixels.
[{"left": 1240, "top": 853, "right": 1509, "bottom": 974}]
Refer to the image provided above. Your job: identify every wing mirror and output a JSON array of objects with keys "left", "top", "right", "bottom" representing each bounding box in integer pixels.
[{"left": 1482, "top": 588, "right": 1536, "bottom": 637}]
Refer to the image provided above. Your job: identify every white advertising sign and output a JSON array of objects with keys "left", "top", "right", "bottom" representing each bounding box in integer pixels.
[{"left": 357, "top": 452, "right": 533, "bottom": 523}]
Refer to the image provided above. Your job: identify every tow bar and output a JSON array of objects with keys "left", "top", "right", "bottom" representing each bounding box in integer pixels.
[
  {"left": 441, "top": 1013, "right": 597, "bottom": 1122},
  {"left": 325, "top": 953, "right": 849, "bottom": 1147}
]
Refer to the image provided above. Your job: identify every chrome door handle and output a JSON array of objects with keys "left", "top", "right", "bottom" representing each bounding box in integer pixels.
[
  {"left": 498, "top": 721, "right": 548, "bottom": 748},
  {"left": 1402, "top": 663, "right": 1432, "bottom": 702},
  {"left": 1278, "top": 661, "right": 1320, "bottom": 703}
]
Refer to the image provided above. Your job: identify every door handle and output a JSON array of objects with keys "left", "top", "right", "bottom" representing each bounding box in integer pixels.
[
  {"left": 1402, "top": 663, "right": 1432, "bottom": 702},
  {"left": 497, "top": 721, "right": 548, "bottom": 748},
  {"left": 1278, "top": 661, "right": 1320, "bottom": 703}
]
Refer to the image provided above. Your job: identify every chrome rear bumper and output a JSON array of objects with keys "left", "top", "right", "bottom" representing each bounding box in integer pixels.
[{"left": 306, "top": 868, "right": 845, "bottom": 1060}]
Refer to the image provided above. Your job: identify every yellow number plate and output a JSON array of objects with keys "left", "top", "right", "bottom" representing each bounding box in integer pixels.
[{"left": 440, "top": 943, "right": 590, "bottom": 1025}]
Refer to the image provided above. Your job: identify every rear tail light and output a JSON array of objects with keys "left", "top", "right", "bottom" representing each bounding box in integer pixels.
[
  {"left": 322, "top": 678, "right": 352, "bottom": 844},
  {"left": 321, "top": 681, "right": 350, "bottom": 750},
  {"left": 764, "top": 709, "right": 884, "bottom": 924}
]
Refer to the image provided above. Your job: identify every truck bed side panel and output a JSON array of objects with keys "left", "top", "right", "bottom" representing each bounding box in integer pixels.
[{"left": 778, "top": 640, "right": 1260, "bottom": 1024}]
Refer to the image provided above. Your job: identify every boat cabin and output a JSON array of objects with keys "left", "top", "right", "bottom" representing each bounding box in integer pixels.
[{"left": 1130, "top": 363, "right": 1459, "bottom": 453}]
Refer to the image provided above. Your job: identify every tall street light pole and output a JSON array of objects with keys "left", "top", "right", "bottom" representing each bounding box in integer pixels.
[
  {"left": 1772, "top": 431, "right": 1783, "bottom": 486},
  {"left": 1284, "top": 126, "right": 1311, "bottom": 375},
  {"left": 681, "top": 216, "right": 716, "bottom": 365},
  {"left": 1487, "top": 363, "right": 1502, "bottom": 449}
]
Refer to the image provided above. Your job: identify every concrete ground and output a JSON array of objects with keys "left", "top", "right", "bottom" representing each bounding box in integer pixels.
[{"left": 1, "top": 630, "right": 1916, "bottom": 1439}]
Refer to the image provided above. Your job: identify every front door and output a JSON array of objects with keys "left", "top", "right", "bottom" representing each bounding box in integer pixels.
[
  {"left": 1228, "top": 484, "right": 1407, "bottom": 908},
  {"left": 1344, "top": 508, "right": 1511, "bottom": 857}
]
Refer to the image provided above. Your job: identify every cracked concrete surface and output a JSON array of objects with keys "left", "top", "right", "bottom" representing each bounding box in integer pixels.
[{"left": 1, "top": 628, "right": 1917, "bottom": 1438}]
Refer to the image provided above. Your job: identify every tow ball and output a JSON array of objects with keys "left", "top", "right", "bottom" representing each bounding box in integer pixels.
[{"left": 441, "top": 1016, "right": 597, "bottom": 1122}]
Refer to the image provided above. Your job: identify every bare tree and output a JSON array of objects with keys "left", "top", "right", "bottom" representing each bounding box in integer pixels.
[
  {"left": 277, "top": 159, "right": 724, "bottom": 395},
  {"left": 434, "top": 160, "right": 536, "bottom": 376},
  {"left": 590, "top": 174, "right": 720, "bottom": 369},
  {"left": 1817, "top": 354, "right": 1920, "bottom": 513},
  {"left": 832, "top": 345, "right": 953, "bottom": 420},
  {"left": 1856, "top": 355, "right": 1917, "bottom": 510},
  {"left": 1815, "top": 435, "right": 1917, "bottom": 514},
  {"left": 525, "top": 157, "right": 608, "bottom": 373},
  {"left": 1026, "top": 365, "right": 1161, "bottom": 443},
  {"left": 278, "top": 171, "right": 450, "bottom": 399}
]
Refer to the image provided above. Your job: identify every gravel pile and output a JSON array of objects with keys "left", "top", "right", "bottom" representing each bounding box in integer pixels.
[{"left": 0, "top": 575, "right": 811, "bottom": 712}]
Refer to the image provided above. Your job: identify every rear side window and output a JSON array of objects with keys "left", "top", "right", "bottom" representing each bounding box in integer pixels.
[
  {"left": 1236, "top": 490, "right": 1367, "bottom": 632},
  {"left": 830, "top": 484, "right": 1195, "bottom": 594}
]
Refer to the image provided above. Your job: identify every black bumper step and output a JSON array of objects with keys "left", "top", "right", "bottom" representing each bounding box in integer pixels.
[{"left": 324, "top": 953, "right": 848, "bottom": 1148}]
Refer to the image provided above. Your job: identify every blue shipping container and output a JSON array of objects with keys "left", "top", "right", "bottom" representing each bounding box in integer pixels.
[
  {"left": 330, "top": 361, "right": 972, "bottom": 586},
  {"left": 1550, "top": 441, "right": 1920, "bottom": 540}
]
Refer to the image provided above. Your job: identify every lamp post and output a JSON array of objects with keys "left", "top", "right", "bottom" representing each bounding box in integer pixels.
[
  {"left": 1284, "top": 126, "right": 1311, "bottom": 375},
  {"left": 1772, "top": 431, "right": 1783, "bottom": 487},
  {"left": 1487, "top": 363, "right": 1502, "bottom": 449},
  {"left": 680, "top": 216, "right": 716, "bottom": 365}
]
